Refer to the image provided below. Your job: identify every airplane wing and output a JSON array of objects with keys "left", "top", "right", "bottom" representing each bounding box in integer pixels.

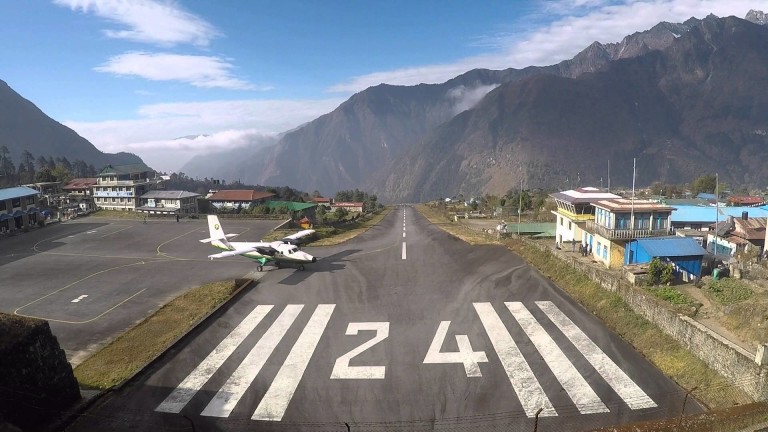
[
  {"left": 208, "top": 246, "right": 259, "bottom": 259},
  {"left": 200, "top": 233, "right": 240, "bottom": 243},
  {"left": 281, "top": 229, "right": 316, "bottom": 243}
]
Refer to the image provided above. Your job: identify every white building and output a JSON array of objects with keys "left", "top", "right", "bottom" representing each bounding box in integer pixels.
[
  {"left": 137, "top": 190, "right": 201, "bottom": 215},
  {"left": 550, "top": 187, "right": 621, "bottom": 247},
  {"left": 93, "top": 164, "right": 156, "bottom": 211}
]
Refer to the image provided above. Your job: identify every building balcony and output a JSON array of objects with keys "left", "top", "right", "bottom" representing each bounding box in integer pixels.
[
  {"left": 97, "top": 180, "right": 152, "bottom": 186},
  {"left": 585, "top": 220, "right": 670, "bottom": 240},
  {"left": 552, "top": 209, "right": 594, "bottom": 222},
  {"left": 94, "top": 191, "right": 134, "bottom": 198}
]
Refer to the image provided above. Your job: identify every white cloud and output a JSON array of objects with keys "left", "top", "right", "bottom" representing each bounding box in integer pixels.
[
  {"left": 95, "top": 51, "right": 260, "bottom": 90},
  {"left": 328, "top": 0, "right": 765, "bottom": 93},
  {"left": 53, "top": 0, "right": 219, "bottom": 47},
  {"left": 63, "top": 98, "right": 345, "bottom": 171},
  {"left": 447, "top": 84, "right": 500, "bottom": 115}
]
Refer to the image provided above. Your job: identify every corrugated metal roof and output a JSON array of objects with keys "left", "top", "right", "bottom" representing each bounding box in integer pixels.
[
  {"left": 265, "top": 201, "right": 317, "bottom": 211},
  {"left": 671, "top": 205, "right": 768, "bottom": 223},
  {"left": 633, "top": 236, "right": 707, "bottom": 257},
  {"left": 141, "top": 190, "right": 201, "bottom": 199},
  {"left": 594, "top": 198, "right": 675, "bottom": 212},
  {"left": 207, "top": 190, "right": 275, "bottom": 202},
  {"left": 97, "top": 163, "right": 154, "bottom": 176},
  {"left": 550, "top": 187, "right": 621, "bottom": 204},
  {"left": 0, "top": 186, "right": 39, "bottom": 201},
  {"left": 62, "top": 178, "right": 98, "bottom": 190}
]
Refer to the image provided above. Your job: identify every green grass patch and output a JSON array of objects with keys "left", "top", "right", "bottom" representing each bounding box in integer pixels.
[
  {"left": 74, "top": 280, "right": 241, "bottom": 390},
  {"left": 308, "top": 208, "right": 392, "bottom": 246},
  {"left": 649, "top": 286, "right": 697, "bottom": 307},
  {"left": 704, "top": 278, "right": 754, "bottom": 305}
]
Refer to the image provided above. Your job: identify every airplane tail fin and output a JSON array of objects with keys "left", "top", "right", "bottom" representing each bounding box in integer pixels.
[{"left": 200, "top": 215, "right": 233, "bottom": 248}]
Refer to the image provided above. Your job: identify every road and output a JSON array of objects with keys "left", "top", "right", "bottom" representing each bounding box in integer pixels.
[{"left": 66, "top": 207, "right": 699, "bottom": 431}]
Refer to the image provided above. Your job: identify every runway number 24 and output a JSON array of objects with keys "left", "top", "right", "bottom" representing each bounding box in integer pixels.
[{"left": 330, "top": 321, "right": 487, "bottom": 379}]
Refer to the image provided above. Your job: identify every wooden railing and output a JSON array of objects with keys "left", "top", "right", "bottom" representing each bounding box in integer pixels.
[{"left": 585, "top": 220, "right": 670, "bottom": 239}]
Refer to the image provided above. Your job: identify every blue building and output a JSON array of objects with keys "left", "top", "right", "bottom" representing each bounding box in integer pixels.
[
  {"left": 0, "top": 186, "right": 41, "bottom": 233},
  {"left": 625, "top": 236, "right": 707, "bottom": 282}
]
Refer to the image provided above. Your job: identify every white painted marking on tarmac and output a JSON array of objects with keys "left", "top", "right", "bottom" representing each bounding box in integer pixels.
[
  {"left": 536, "top": 301, "right": 657, "bottom": 409},
  {"left": 201, "top": 305, "right": 303, "bottom": 418},
  {"left": 473, "top": 302, "right": 556, "bottom": 417},
  {"left": 401, "top": 242, "right": 406, "bottom": 260},
  {"left": 423, "top": 321, "right": 488, "bottom": 377},
  {"left": 403, "top": 232, "right": 406, "bottom": 238},
  {"left": 330, "top": 322, "right": 389, "bottom": 379},
  {"left": 155, "top": 305, "right": 274, "bottom": 414},
  {"left": 86, "top": 231, "right": 96, "bottom": 234},
  {"left": 506, "top": 302, "right": 608, "bottom": 414},
  {"left": 252, "top": 304, "right": 335, "bottom": 421},
  {"left": 71, "top": 295, "right": 88, "bottom": 303}
]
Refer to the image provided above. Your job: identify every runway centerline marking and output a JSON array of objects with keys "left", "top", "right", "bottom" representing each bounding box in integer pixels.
[{"left": 402, "top": 242, "right": 406, "bottom": 260}]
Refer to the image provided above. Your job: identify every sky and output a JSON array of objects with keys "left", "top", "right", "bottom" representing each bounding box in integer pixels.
[{"left": 0, "top": 0, "right": 765, "bottom": 172}]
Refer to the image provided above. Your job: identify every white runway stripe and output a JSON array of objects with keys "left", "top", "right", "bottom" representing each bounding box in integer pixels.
[
  {"left": 536, "top": 301, "right": 657, "bottom": 409},
  {"left": 201, "top": 305, "right": 304, "bottom": 418},
  {"left": 402, "top": 242, "right": 407, "bottom": 260},
  {"left": 155, "top": 304, "right": 274, "bottom": 414},
  {"left": 252, "top": 304, "right": 336, "bottom": 421},
  {"left": 506, "top": 302, "right": 608, "bottom": 414},
  {"left": 473, "top": 302, "right": 556, "bottom": 417}
]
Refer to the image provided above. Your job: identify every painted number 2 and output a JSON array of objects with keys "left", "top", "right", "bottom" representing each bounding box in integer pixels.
[
  {"left": 423, "top": 321, "right": 488, "bottom": 377},
  {"left": 331, "top": 322, "right": 389, "bottom": 379}
]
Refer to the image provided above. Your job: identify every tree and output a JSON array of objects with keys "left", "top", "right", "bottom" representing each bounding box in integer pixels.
[
  {"left": 52, "top": 165, "right": 73, "bottom": 183},
  {"left": 690, "top": 175, "right": 716, "bottom": 197},
  {"left": 35, "top": 167, "right": 56, "bottom": 182}
]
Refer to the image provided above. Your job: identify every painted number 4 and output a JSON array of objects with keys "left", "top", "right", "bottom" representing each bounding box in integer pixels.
[{"left": 423, "top": 321, "right": 487, "bottom": 377}]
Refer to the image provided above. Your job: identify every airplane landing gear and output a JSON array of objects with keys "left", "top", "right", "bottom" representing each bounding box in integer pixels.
[
  {"left": 257, "top": 265, "right": 263, "bottom": 272},
  {"left": 298, "top": 265, "right": 305, "bottom": 271}
]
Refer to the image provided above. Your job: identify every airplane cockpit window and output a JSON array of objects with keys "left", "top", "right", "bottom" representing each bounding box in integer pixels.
[{"left": 288, "top": 246, "right": 298, "bottom": 254}]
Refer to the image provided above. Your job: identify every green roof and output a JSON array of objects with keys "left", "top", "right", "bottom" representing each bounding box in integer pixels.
[
  {"left": 98, "top": 163, "right": 154, "bottom": 176},
  {"left": 505, "top": 223, "right": 556, "bottom": 237},
  {"left": 265, "top": 201, "right": 317, "bottom": 211}
]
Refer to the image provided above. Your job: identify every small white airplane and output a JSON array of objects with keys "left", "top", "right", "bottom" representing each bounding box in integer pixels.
[{"left": 200, "top": 215, "right": 317, "bottom": 271}]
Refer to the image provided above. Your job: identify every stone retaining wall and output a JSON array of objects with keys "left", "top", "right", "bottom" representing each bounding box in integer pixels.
[
  {"left": 526, "top": 240, "right": 768, "bottom": 401},
  {"left": 0, "top": 313, "right": 80, "bottom": 431}
]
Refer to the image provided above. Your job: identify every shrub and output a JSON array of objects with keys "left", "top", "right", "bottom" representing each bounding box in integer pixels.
[
  {"left": 646, "top": 257, "right": 675, "bottom": 286},
  {"left": 705, "top": 278, "right": 753, "bottom": 305}
]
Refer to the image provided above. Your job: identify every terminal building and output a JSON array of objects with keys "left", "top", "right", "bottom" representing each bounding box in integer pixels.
[
  {"left": 93, "top": 164, "right": 157, "bottom": 211},
  {"left": 137, "top": 190, "right": 201, "bottom": 215}
]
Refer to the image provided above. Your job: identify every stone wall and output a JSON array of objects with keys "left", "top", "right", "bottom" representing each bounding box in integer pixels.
[
  {"left": 0, "top": 313, "right": 80, "bottom": 431},
  {"left": 525, "top": 241, "right": 768, "bottom": 402}
]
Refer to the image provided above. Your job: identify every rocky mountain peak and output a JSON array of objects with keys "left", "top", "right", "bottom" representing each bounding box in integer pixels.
[{"left": 746, "top": 9, "right": 768, "bottom": 25}]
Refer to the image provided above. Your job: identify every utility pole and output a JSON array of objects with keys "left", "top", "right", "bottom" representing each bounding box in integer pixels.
[
  {"left": 714, "top": 173, "right": 719, "bottom": 257},
  {"left": 518, "top": 178, "right": 522, "bottom": 235}
]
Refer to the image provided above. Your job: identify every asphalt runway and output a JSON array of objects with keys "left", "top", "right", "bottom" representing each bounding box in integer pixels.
[
  {"left": 0, "top": 216, "right": 282, "bottom": 364},
  {"left": 65, "top": 206, "right": 703, "bottom": 431}
]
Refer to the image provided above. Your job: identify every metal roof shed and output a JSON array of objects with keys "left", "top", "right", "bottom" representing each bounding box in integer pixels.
[{"left": 625, "top": 236, "right": 707, "bottom": 282}]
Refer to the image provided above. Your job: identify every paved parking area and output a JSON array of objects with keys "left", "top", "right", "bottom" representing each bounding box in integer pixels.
[{"left": 0, "top": 217, "right": 282, "bottom": 364}]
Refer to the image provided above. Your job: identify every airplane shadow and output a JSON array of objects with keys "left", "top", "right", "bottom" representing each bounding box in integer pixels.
[{"left": 276, "top": 249, "right": 361, "bottom": 286}]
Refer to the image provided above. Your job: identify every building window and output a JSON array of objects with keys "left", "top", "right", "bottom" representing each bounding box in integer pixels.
[
  {"left": 568, "top": 221, "right": 572, "bottom": 230},
  {"left": 603, "top": 245, "right": 608, "bottom": 260},
  {"left": 559, "top": 216, "right": 563, "bottom": 226},
  {"left": 0, "top": 201, "right": 5, "bottom": 211},
  {"left": 12, "top": 198, "right": 21, "bottom": 208},
  {"left": 596, "top": 242, "right": 601, "bottom": 256}
]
